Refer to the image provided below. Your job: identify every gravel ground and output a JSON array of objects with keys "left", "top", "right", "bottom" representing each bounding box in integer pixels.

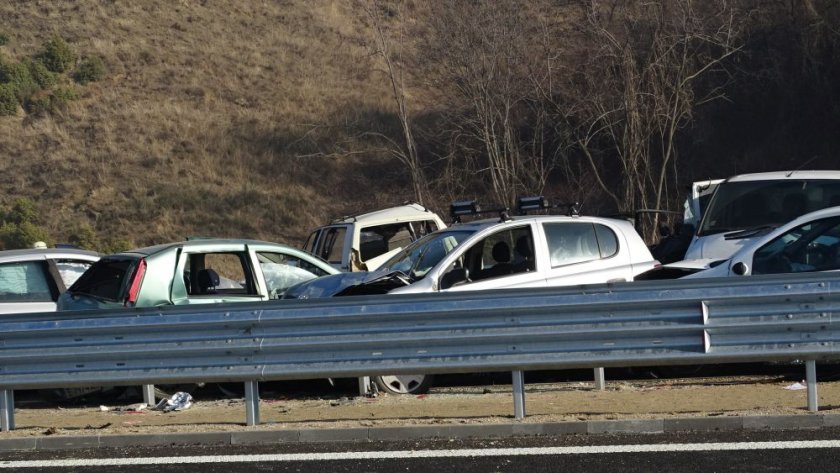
[{"left": 2, "top": 373, "right": 835, "bottom": 438}]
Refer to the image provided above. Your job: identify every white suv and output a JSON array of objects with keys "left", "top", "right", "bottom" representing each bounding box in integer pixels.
[{"left": 303, "top": 204, "right": 446, "bottom": 272}]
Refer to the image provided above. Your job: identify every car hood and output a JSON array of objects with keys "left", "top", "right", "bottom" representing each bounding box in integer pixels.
[{"left": 283, "top": 270, "right": 410, "bottom": 299}]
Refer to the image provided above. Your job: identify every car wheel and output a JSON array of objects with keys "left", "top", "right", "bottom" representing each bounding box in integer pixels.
[{"left": 374, "top": 374, "right": 435, "bottom": 395}]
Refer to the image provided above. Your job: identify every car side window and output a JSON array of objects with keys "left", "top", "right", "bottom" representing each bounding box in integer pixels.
[
  {"left": 543, "top": 222, "right": 601, "bottom": 267},
  {"left": 460, "top": 226, "right": 534, "bottom": 283},
  {"left": 257, "top": 252, "right": 330, "bottom": 298},
  {"left": 752, "top": 217, "right": 840, "bottom": 275},
  {"left": 594, "top": 224, "right": 619, "bottom": 258},
  {"left": 0, "top": 261, "right": 52, "bottom": 302},
  {"left": 316, "top": 227, "right": 346, "bottom": 264},
  {"left": 184, "top": 252, "right": 257, "bottom": 296},
  {"left": 303, "top": 230, "right": 320, "bottom": 254}
]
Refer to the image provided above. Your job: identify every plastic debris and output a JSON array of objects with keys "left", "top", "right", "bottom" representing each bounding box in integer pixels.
[
  {"left": 153, "top": 392, "right": 193, "bottom": 412},
  {"left": 115, "top": 403, "right": 148, "bottom": 412},
  {"left": 784, "top": 381, "right": 807, "bottom": 391}
]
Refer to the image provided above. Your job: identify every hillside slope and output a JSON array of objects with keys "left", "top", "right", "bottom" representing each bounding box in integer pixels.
[{"left": 0, "top": 0, "right": 404, "bottom": 248}]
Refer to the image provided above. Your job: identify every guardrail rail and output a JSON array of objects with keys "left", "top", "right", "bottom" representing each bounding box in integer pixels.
[{"left": 1, "top": 272, "right": 838, "bottom": 430}]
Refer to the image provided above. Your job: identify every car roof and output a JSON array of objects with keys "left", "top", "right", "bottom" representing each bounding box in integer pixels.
[
  {"left": 112, "top": 239, "right": 305, "bottom": 258},
  {"left": 448, "top": 214, "right": 634, "bottom": 232},
  {"left": 725, "top": 170, "right": 840, "bottom": 182},
  {"left": 329, "top": 203, "right": 441, "bottom": 225},
  {"left": 0, "top": 248, "right": 100, "bottom": 263}
]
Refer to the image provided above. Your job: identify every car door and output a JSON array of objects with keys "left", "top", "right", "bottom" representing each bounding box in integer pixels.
[
  {"left": 250, "top": 249, "right": 335, "bottom": 299},
  {"left": 438, "top": 224, "right": 546, "bottom": 292},
  {"left": 178, "top": 246, "right": 266, "bottom": 305},
  {"left": 540, "top": 221, "right": 633, "bottom": 286}
]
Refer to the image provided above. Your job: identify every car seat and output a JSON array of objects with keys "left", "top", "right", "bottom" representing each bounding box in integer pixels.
[
  {"left": 197, "top": 268, "right": 220, "bottom": 295},
  {"left": 514, "top": 235, "right": 534, "bottom": 272},
  {"left": 480, "top": 241, "right": 513, "bottom": 279}
]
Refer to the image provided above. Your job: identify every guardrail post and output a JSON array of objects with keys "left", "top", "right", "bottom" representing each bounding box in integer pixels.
[
  {"left": 142, "top": 384, "right": 156, "bottom": 406},
  {"left": 358, "top": 377, "right": 371, "bottom": 396},
  {"left": 593, "top": 367, "right": 606, "bottom": 390},
  {"left": 806, "top": 360, "right": 818, "bottom": 412},
  {"left": 512, "top": 370, "right": 525, "bottom": 420},
  {"left": 0, "top": 390, "right": 14, "bottom": 432},
  {"left": 245, "top": 381, "right": 260, "bottom": 426}
]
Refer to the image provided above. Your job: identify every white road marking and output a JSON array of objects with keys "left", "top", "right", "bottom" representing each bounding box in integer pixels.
[{"left": 3, "top": 440, "right": 840, "bottom": 468}]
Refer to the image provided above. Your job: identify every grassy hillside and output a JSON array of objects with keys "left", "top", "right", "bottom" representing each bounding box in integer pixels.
[
  {"left": 1, "top": 1, "right": 838, "bottom": 252},
  {"left": 0, "top": 0, "right": 407, "bottom": 249}
]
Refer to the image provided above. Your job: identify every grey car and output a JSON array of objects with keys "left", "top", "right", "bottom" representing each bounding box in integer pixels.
[{"left": 0, "top": 248, "right": 99, "bottom": 314}]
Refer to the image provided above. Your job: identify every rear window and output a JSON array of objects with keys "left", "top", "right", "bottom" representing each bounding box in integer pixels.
[
  {"left": 68, "top": 258, "right": 134, "bottom": 302},
  {"left": 0, "top": 261, "right": 52, "bottom": 302}
]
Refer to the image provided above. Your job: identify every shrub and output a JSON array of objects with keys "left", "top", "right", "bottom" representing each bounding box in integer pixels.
[
  {"left": 0, "top": 60, "right": 37, "bottom": 100},
  {"left": 0, "top": 33, "right": 8, "bottom": 46},
  {"left": 73, "top": 56, "right": 106, "bottom": 84},
  {"left": 5, "top": 198, "right": 39, "bottom": 225},
  {"left": 38, "top": 36, "right": 76, "bottom": 73},
  {"left": 0, "top": 221, "right": 51, "bottom": 250},
  {"left": 24, "top": 87, "right": 76, "bottom": 115},
  {"left": 0, "top": 199, "right": 50, "bottom": 249},
  {"left": 68, "top": 222, "right": 99, "bottom": 250},
  {"left": 0, "top": 83, "right": 16, "bottom": 116},
  {"left": 26, "top": 59, "right": 56, "bottom": 89}
]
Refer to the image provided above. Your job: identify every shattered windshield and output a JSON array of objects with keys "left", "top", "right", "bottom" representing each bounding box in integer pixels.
[
  {"left": 380, "top": 230, "right": 475, "bottom": 281},
  {"left": 698, "top": 179, "right": 840, "bottom": 236}
]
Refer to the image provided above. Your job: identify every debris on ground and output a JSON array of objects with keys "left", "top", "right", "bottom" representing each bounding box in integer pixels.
[
  {"left": 153, "top": 392, "right": 193, "bottom": 412},
  {"left": 784, "top": 381, "right": 807, "bottom": 391}
]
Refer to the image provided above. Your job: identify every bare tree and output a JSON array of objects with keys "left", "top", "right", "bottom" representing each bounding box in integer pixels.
[
  {"left": 420, "top": 1, "right": 560, "bottom": 208},
  {"left": 555, "top": 0, "right": 741, "bottom": 218},
  {"left": 363, "top": 0, "right": 427, "bottom": 204}
]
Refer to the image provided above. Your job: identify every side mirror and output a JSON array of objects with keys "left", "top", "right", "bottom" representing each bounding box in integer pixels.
[
  {"left": 440, "top": 267, "right": 468, "bottom": 290},
  {"left": 731, "top": 261, "right": 749, "bottom": 276}
]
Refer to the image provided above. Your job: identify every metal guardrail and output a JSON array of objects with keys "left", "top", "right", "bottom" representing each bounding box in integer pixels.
[{"left": 1, "top": 272, "right": 839, "bottom": 431}]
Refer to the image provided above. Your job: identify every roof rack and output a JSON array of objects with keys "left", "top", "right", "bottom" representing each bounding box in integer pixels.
[{"left": 449, "top": 196, "right": 581, "bottom": 224}]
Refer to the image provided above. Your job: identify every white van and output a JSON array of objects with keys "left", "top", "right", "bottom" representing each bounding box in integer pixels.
[{"left": 684, "top": 171, "right": 840, "bottom": 260}]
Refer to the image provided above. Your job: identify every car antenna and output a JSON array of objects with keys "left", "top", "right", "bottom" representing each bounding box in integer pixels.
[{"left": 787, "top": 156, "right": 820, "bottom": 177}]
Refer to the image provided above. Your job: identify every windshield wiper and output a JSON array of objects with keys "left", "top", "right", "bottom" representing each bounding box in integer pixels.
[{"left": 723, "top": 224, "right": 779, "bottom": 240}]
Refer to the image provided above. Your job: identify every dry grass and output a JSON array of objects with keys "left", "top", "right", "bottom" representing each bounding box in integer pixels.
[{"left": 0, "top": 0, "right": 409, "bottom": 249}]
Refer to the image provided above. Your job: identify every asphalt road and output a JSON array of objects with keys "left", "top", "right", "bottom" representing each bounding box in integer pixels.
[{"left": 4, "top": 428, "right": 840, "bottom": 472}]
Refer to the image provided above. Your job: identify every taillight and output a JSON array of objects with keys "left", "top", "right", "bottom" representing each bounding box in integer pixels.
[{"left": 125, "top": 258, "right": 147, "bottom": 307}]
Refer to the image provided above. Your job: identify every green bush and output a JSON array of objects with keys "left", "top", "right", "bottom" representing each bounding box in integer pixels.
[
  {"left": 26, "top": 59, "right": 56, "bottom": 89},
  {"left": 0, "top": 199, "right": 50, "bottom": 250},
  {"left": 24, "top": 87, "right": 76, "bottom": 115},
  {"left": 68, "top": 222, "right": 98, "bottom": 250},
  {"left": 0, "top": 60, "right": 37, "bottom": 100},
  {"left": 0, "top": 83, "right": 16, "bottom": 116},
  {"left": 5, "top": 198, "right": 39, "bottom": 225},
  {"left": 73, "top": 56, "right": 106, "bottom": 84},
  {"left": 38, "top": 36, "right": 76, "bottom": 73},
  {"left": 0, "top": 33, "right": 8, "bottom": 46}
]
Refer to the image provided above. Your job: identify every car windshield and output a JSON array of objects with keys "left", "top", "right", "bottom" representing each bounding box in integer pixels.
[
  {"left": 379, "top": 229, "right": 475, "bottom": 281},
  {"left": 698, "top": 179, "right": 840, "bottom": 236}
]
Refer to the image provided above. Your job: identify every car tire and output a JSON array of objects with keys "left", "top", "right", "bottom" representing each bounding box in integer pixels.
[{"left": 374, "top": 374, "right": 435, "bottom": 395}]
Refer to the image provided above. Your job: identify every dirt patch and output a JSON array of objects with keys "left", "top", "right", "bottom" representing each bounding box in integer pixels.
[{"left": 2, "top": 376, "right": 834, "bottom": 438}]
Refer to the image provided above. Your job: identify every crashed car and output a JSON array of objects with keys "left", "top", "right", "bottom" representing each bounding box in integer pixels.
[
  {"left": 303, "top": 203, "right": 446, "bottom": 272},
  {"left": 678, "top": 205, "right": 840, "bottom": 279},
  {"left": 285, "top": 202, "right": 658, "bottom": 394},
  {"left": 0, "top": 246, "right": 99, "bottom": 314},
  {"left": 58, "top": 238, "right": 338, "bottom": 310}
]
